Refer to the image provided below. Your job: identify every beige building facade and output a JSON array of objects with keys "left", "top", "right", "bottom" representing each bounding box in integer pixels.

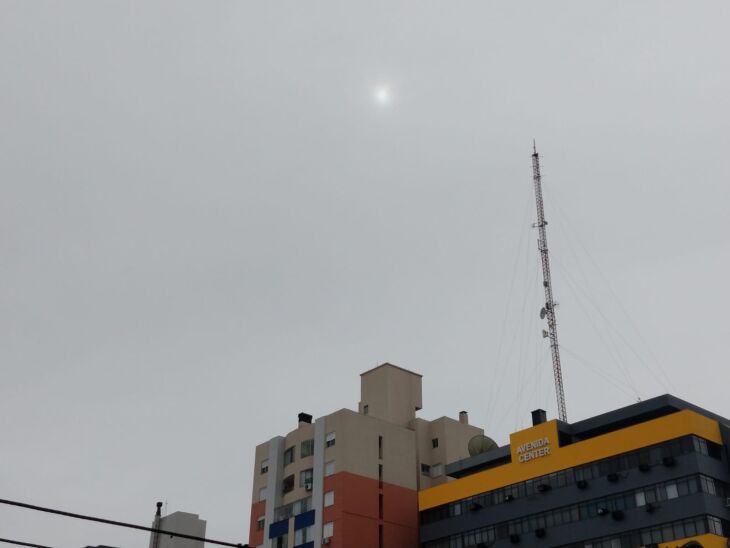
[{"left": 248, "top": 363, "right": 483, "bottom": 548}]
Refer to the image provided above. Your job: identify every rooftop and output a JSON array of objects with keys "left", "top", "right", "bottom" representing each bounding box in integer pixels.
[
  {"left": 446, "top": 393, "right": 729, "bottom": 479},
  {"left": 360, "top": 362, "right": 423, "bottom": 378}
]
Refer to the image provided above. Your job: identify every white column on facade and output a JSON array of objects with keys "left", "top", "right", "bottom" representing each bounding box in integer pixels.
[
  {"left": 264, "top": 436, "right": 284, "bottom": 548},
  {"left": 311, "top": 418, "right": 326, "bottom": 547}
]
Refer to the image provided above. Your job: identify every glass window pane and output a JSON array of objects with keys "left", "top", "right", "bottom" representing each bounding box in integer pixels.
[{"left": 635, "top": 491, "right": 646, "bottom": 506}]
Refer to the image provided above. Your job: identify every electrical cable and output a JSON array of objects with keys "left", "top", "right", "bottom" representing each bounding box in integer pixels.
[
  {"left": 484, "top": 193, "right": 533, "bottom": 423},
  {"left": 559, "top": 344, "right": 637, "bottom": 397},
  {"left": 0, "top": 538, "right": 54, "bottom": 548},
  {"left": 551, "top": 255, "right": 639, "bottom": 397},
  {"left": 0, "top": 498, "right": 248, "bottom": 548},
  {"left": 546, "top": 185, "right": 675, "bottom": 392}
]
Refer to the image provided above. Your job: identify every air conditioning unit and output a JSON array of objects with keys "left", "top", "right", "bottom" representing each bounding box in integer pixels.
[
  {"left": 322, "top": 537, "right": 331, "bottom": 545},
  {"left": 305, "top": 482, "right": 313, "bottom": 491}
]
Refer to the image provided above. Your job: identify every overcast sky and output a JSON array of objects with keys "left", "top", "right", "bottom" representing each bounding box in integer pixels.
[{"left": 1, "top": 2, "right": 729, "bottom": 546}]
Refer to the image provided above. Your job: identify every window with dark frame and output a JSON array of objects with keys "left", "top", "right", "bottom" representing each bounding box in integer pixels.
[
  {"left": 301, "top": 439, "right": 314, "bottom": 458},
  {"left": 325, "top": 432, "right": 336, "bottom": 448},
  {"left": 283, "top": 447, "right": 295, "bottom": 466},
  {"left": 300, "top": 468, "right": 314, "bottom": 487}
]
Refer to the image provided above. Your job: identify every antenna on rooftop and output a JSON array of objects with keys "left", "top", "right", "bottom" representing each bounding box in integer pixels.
[
  {"left": 531, "top": 144, "right": 568, "bottom": 422},
  {"left": 150, "top": 502, "right": 163, "bottom": 548}
]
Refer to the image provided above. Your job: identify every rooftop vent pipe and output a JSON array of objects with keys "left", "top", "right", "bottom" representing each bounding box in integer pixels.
[{"left": 531, "top": 409, "right": 547, "bottom": 426}]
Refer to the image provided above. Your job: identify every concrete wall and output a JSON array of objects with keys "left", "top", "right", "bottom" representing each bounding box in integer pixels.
[
  {"left": 156, "top": 512, "right": 206, "bottom": 548},
  {"left": 359, "top": 363, "right": 422, "bottom": 428}
]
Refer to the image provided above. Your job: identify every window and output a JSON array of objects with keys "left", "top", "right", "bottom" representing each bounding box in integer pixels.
[
  {"left": 431, "top": 464, "right": 444, "bottom": 478},
  {"left": 300, "top": 468, "right": 313, "bottom": 488},
  {"left": 325, "top": 432, "right": 336, "bottom": 448},
  {"left": 323, "top": 521, "right": 334, "bottom": 539},
  {"left": 261, "top": 458, "right": 269, "bottom": 474},
  {"left": 282, "top": 474, "right": 294, "bottom": 494},
  {"left": 363, "top": 405, "right": 369, "bottom": 415},
  {"left": 275, "top": 534, "right": 287, "bottom": 548},
  {"left": 292, "top": 497, "right": 311, "bottom": 515},
  {"left": 635, "top": 491, "right": 646, "bottom": 507},
  {"left": 325, "top": 460, "right": 335, "bottom": 477},
  {"left": 421, "top": 463, "right": 431, "bottom": 476},
  {"left": 295, "top": 526, "right": 313, "bottom": 545},
  {"left": 274, "top": 496, "right": 312, "bottom": 521},
  {"left": 432, "top": 438, "right": 439, "bottom": 449},
  {"left": 701, "top": 475, "right": 717, "bottom": 495},
  {"left": 666, "top": 483, "right": 678, "bottom": 499},
  {"left": 300, "top": 439, "right": 314, "bottom": 458},
  {"left": 283, "top": 447, "right": 295, "bottom": 466},
  {"left": 258, "top": 486, "right": 267, "bottom": 501},
  {"left": 256, "top": 517, "right": 265, "bottom": 531},
  {"left": 324, "top": 490, "right": 334, "bottom": 507}
]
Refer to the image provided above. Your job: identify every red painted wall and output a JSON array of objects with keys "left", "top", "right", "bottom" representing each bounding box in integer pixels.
[
  {"left": 248, "top": 500, "right": 265, "bottom": 547},
  {"left": 322, "top": 472, "right": 418, "bottom": 548}
]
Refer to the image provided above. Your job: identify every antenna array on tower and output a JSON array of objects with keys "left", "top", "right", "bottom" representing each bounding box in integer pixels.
[{"left": 531, "top": 144, "right": 568, "bottom": 422}]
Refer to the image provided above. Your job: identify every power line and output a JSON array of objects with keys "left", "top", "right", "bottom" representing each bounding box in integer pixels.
[
  {"left": 0, "top": 538, "right": 54, "bottom": 548},
  {"left": 0, "top": 498, "right": 248, "bottom": 548}
]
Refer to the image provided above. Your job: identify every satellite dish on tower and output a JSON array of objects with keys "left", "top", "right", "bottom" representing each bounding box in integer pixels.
[{"left": 468, "top": 435, "right": 498, "bottom": 456}]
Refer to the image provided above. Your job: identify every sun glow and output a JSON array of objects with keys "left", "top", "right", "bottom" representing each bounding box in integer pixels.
[{"left": 373, "top": 84, "right": 393, "bottom": 106}]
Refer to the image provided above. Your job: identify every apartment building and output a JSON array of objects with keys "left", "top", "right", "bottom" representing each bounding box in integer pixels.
[{"left": 248, "top": 363, "right": 484, "bottom": 548}]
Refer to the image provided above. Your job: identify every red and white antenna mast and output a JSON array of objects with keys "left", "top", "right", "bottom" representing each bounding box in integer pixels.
[{"left": 531, "top": 142, "right": 568, "bottom": 422}]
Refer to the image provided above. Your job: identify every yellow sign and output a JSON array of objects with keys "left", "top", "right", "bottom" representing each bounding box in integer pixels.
[
  {"left": 516, "top": 437, "right": 551, "bottom": 462},
  {"left": 509, "top": 420, "right": 559, "bottom": 465}
]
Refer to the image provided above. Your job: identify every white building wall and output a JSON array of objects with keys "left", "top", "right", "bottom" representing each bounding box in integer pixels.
[{"left": 155, "top": 511, "right": 207, "bottom": 548}]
